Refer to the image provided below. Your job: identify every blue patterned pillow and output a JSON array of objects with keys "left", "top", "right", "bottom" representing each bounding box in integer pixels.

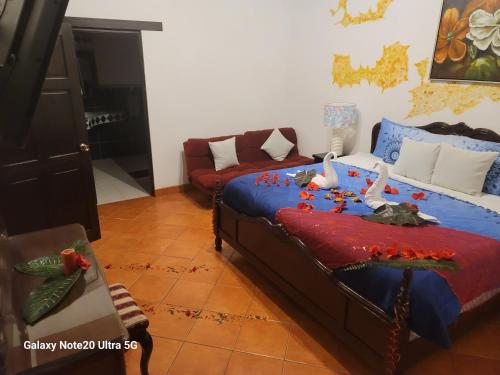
[{"left": 372, "top": 118, "right": 500, "bottom": 195}]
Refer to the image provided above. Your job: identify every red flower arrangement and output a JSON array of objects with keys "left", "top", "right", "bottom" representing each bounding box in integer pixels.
[
  {"left": 412, "top": 192, "right": 426, "bottom": 201},
  {"left": 384, "top": 184, "right": 399, "bottom": 195},
  {"left": 272, "top": 174, "right": 280, "bottom": 185},
  {"left": 300, "top": 191, "right": 315, "bottom": 201},
  {"left": 255, "top": 172, "right": 271, "bottom": 186},
  {"left": 307, "top": 182, "right": 320, "bottom": 191},
  {"left": 368, "top": 244, "right": 456, "bottom": 261},
  {"left": 297, "top": 202, "right": 314, "bottom": 211},
  {"left": 331, "top": 202, "right": 347, "bottom": 213},
  {"left": 347, "top": 170, "right": 360, "bottom": 177}
]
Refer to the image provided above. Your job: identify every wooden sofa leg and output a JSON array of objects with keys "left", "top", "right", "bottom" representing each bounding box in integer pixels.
[
  {"left": 213, "top": 180, "right": 223, "bottom": 252},
  {"left": 138, "top": 330, "right": 153, "bottom": 375}
]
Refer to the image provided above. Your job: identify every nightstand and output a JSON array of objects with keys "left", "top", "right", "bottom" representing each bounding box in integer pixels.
[{"left": 312, "top": 152, "right": 343, "bottom": 163}]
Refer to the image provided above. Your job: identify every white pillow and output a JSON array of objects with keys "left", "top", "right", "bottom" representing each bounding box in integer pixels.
[
  {"left": 431, "top": 143, "right": 498, "bottom": 195},
  {"left": 393, "top": 138, "right": 441, "bottom": 183},
  {"left": 209, "top": 137, "right": 239, "bottom": 171},
  {"left": 260, "top": 129, "right": 295, "bottom": 161}
]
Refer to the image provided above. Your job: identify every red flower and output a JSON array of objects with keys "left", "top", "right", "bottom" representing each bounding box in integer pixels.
[
  {"left": 439, "top": 250, "right": 456, "bottom": 260},
  {"left": 284, "top": 178, "right": 290, "bottom": 187},
  {"left": 402, "top": 202, "right": 419, "bottom": 211},
  {"left": 300, "top": 191, "right": 315, "bottom": 200},
  {"left": 272, "top": 174, "right": 280, "bottom": 185},
  {"left": 430, "top": 250, "right": 456, "bottom": 260},
  {"left": 76, "top": 255, "right": 91, "bottom": 271},
  {"left": 369, "top": 245, "right": 382, "bottom": 258},
  {"left": 348, "top": 170, "right": 360, "bottom": 177},
  {"left": 360, "top": 188, "right": 367, "bottom": 195},
  {"left": 414, "top": 250, "right": 429, "bottom": 260},
  {"left": 384, "top": 185, "right": 392, "bottom": 194},
  {"left": 331, "top": 202, "right": 346, "bottom": 213},
  {"left": 412, "top": 192, "right": 425, "bottom": 201},
  {"left": 391, "top": 188, "right": 399, "bottom": 195},
  {"left": 386, "top": 245, "right": 399, "bottom": 259},
  {"left": 401, "top": 248, "right": 417, "bottom": 260},
  {"left": 297, "top": 202, "right": 314, "bottom": 211},
  {"left": 307, "top": 182, "right": 320, "bottom": 191},
  {"left": 366, "top": 178, "right": 373, "bottom": 187}
]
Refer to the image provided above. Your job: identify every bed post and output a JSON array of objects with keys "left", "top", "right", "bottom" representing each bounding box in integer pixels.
[
  {"left": 384, "top": 268, "right": 412, "bottom": 375},
  {"left": 213, "top": 180, "right": 223, "bottom": 252}
]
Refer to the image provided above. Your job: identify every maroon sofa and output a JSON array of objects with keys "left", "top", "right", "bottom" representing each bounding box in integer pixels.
[{"left": 183, "top": 128, "right": 313, "bottom": 194}]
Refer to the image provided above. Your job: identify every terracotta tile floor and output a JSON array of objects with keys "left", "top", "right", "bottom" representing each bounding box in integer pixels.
[{"left": 95, "top": 190, "right": 500, "bottom": 375}]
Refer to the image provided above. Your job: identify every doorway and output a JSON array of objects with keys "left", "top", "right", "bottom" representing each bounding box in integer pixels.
[{"left": 73, "top": 29, "right": 155, "bottom": 205}]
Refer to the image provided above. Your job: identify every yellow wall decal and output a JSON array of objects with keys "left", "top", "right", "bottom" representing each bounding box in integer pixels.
[
  {"left": 414, "top": 59, "right": 429, "bottom": 86},
  {"left": 332, "top": 42, "right": 409, "bottom": 91},
  {"left": 408, "top": 58, "right": 500, "bottom": 117},
  {"left": 330, "top": 0, "right": 395, "bottom": 27}
]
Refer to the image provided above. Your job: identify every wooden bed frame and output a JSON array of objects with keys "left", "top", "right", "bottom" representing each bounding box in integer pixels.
[{"left": 212, "top": 122, "right": 500, "bottom": 374}]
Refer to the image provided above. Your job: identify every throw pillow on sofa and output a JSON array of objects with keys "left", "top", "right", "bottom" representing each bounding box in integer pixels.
[
  {"left": 209, "top": 137, "right": 240, "bottom": 171},
  {"left": 261, "top": 129, "right": 295, "bottom": 161}
]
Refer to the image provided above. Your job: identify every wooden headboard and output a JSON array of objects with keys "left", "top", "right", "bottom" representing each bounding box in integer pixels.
[{"left": 370, "top": 122, "right": 500, "bottom": 153}]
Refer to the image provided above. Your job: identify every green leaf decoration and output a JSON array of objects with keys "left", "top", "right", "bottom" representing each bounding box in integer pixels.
[
  {"left": 15, "top": 255, "right": 64, "bottom": 278},
  {"left": 15, "top": 241, "right": 86, "bottom": 278},
  {"left": 70, "top": 240, "right": 86, "bottom": 255},
  {"left": 363, "top": 203, "right": 425, "bottom": 226},
  {"left": 22, "top": 269, "right": 82, "bottom": 325},
  {"left": 294, "top": 169, "right": 317, "bottom": 187},
  {"left": 343, "top": 259, "right": 459, "bottom": 272}
]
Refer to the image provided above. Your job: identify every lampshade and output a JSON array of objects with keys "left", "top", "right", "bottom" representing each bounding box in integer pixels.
[{"left": 324, "top": 103, "right": 357, "bottom": 129}]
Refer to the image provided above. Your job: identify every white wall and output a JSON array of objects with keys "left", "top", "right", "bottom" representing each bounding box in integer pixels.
[
  {"left": 289, "top": 0, "right": 500, "bottom": 157},
  {"left": 66, "top": 0, "right": 293, "bottom": 188},
  {"left": 67, "top": 1, "right": 500, "bottom": 188}
]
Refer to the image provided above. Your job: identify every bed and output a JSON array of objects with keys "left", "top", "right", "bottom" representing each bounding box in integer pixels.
[{"left": 212, "top": 121, "right": 500, "bottom": 374}]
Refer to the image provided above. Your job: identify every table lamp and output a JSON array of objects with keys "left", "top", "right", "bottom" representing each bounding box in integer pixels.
[{"left": 324, "top": 103, "right": 357, "bottom": 156}]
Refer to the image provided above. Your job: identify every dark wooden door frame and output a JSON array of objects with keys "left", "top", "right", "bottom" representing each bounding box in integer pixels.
[
  {"left": 71, "top": 26, "right": 157, "bottom": 197},
  {"left": 60, "top": 23, "right": 101, "bottom": 240}
]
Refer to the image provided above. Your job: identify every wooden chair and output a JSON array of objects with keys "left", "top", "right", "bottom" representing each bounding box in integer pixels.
[{"left": 109, "top": 283, "right": 153, "bottom": 375}]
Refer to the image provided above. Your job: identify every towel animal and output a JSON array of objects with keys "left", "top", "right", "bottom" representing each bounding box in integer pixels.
[
  {"left": 365, "top": 162, "right": 439, "bottom": 223},
  {"left": 311, "top": 152, "right": 339, "bottom": 190}
]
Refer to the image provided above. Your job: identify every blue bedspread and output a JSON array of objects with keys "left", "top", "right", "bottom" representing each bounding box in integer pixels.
[{"left": 223, "top": 162, "right": 500, "bottom": 347}]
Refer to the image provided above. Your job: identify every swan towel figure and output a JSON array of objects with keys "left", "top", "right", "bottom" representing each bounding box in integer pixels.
[
  {"left": 310, "top": 152, "right": 339, "bottom": 190},
  {"left": 365, "top": 162, "right": 439, "bottom": 223}
]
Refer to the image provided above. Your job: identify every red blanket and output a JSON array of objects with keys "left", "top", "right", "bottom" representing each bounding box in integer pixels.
[{"left": 276, "top": 208, "right": 500, "bottom": 305}]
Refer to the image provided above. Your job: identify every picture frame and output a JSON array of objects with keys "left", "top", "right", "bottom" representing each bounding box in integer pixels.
[{"left": 430, "top": 0, "right": 500, "bottom": 84}]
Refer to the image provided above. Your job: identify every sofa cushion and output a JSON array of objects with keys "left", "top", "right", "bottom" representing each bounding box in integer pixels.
[
  {"left": 239, "top": 128, "right": 299, "bottom": 163},
  {"left": 209, "top": 137, "right": 240, "bottom": 171},
  {"left": 183, "top": 134, "right": 246, "bottom": 173},
  {"left": 261, "top": 129, "right": 295, "bottom": 161}
]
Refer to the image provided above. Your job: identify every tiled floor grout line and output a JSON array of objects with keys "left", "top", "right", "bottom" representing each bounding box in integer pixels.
[{"left": 165, "top": 339, "right": 185, "bottom": 375}]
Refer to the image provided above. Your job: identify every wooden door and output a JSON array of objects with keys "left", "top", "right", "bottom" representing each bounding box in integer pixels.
[{"left": 0, "top": 23, "right": 100, "bottom": 241}]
